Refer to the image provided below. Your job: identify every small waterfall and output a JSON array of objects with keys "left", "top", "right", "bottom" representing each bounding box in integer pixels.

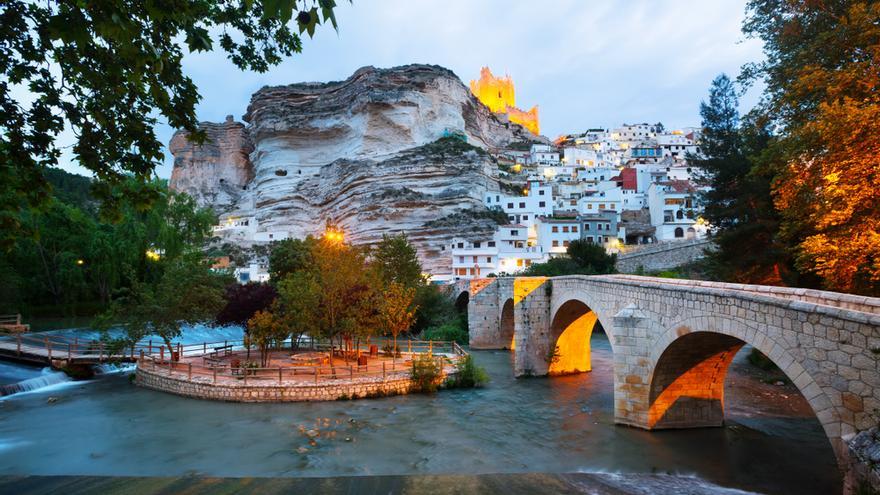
[
  {"left": 0, "top": 368, "right": 71, "bottom": 397},
  {"left": 93, "top": 363, "right": 136, "bottom": 375}
]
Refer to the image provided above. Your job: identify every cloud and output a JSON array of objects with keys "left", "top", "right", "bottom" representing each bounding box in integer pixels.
[{"left": 53, "top": 0, "right": 764, "bottom": 178}]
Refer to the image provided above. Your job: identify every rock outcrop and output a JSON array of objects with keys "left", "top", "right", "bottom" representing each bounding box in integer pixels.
[
  {"left": 169, "top": 64, "right": 545, "bottom": 274},
  {"left": 169, "top": 116, "right": 254, "bottom": 210}
]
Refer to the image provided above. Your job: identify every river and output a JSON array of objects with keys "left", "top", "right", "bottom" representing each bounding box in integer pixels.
[{"left": 0, "top": 326, "right": 840, "bottom": 494}]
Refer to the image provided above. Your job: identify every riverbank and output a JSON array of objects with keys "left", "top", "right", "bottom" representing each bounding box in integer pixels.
[{"left": 0, "top": 473, "right": 759, "bottom": 494}]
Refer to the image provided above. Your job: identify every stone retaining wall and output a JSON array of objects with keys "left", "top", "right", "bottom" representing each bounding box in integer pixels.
[
  {"left": 616, "top": 239, "right": 712, "bottom": 273},
  {"left": 136, "top": 366, "right": 451, "bottom": 402}
]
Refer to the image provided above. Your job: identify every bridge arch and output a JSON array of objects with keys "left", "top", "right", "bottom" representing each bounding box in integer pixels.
[
  {"left": 546, "top": 289, "right": 616, "bottom": 376},
  {"left": 646, "top": 315, "right": 841, "bottom": 461},
  {"left": 500, "top": 298, "right": 515, "bottom": 350},
  {"left": 454, "top": 290, "right": 469, "bottom": 314}
]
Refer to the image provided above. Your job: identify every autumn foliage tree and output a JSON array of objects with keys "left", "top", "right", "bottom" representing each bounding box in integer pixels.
[
  {"left": 742, "top": 0, "right": 880, "bottom": 295},
  {"left": 379, "top": 282, "right": 418, "bottom": 354}
]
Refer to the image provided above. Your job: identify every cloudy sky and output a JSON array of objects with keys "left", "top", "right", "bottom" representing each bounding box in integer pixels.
[{"left": 61, "top": 0, "right": 764, "bottom": 178}]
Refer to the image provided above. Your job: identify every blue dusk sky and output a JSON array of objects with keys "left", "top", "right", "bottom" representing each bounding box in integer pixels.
[{"left": 58, "top": 0, "right": 764, "bottom": 178}]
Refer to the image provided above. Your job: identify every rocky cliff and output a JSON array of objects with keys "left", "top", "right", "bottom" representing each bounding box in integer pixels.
[{"left": 169, "top": 64, "right": 544, "bottom": 274}]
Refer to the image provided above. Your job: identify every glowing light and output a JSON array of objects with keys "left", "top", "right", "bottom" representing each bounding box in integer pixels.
[
  {"left": 543, "top": 168, "right": 557, "bottom": 179},
  {"left": 323, "top": 226, "right": 345, "bottom": 244},
  {"left": 146, "top": 249, "right": 161, "bottom": 261},
  {"left": 522, "top": 189, "right": 529, "bottom": 196},
  {"left": 76, "top": 259, "right": 84, "bottom": 266},
  {"left": 511, "top": 164, "right": 522, "bottom": 173}
]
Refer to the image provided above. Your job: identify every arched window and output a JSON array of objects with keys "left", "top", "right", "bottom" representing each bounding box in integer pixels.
[
  {"left": 674, "top": 227, "right": 684, "bottom": 238},
  {"left": 676, "top": 210, "right": 684, "bottom": 219}
]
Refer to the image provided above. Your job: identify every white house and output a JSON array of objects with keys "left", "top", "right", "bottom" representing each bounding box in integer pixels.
[{"left": 647, "top": 180, "right": 708, "bottom": 241}]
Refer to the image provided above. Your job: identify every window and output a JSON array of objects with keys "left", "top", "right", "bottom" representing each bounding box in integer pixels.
[
  {"left": 572, "top": 226, "right": 578, "bottom": 233},
  {"left": 519, "top": 202, "right": 525, "bottom": 208},
  {"left": 606, "top": 223, "right": 611, "bottom": 230},
  {"left": 507, "top": 203, "right": 514, "bottom": 209},
  {"left": 456, "top": 268, "right": 466, "bottom": 275},
  {"left": 674, "top": 227, "right": 684, "bottom": 238},
  {"left": 586, "top": 236, "right": 593, "bottom": 243},
  {"left": 552, "top": 240, "right": 559, "bottom": 247},
  {"left": 525, "top": 260, "right": 532, "bottom": 266},
  {"left": 510, "top": 230, "right": 519, "bottom": 236},
  {"left": 539, "top": 189, "right": 545, "bottom": 195},
  {"left": 508, "top": 215, "right": 515, "bottom": 221},
  {"left": 516, "top": 259, "right": 524, "bottom": 267},
  {"left": 457, "top": 242, "right": 463, "bottom": 248},
  {"left": 599, "top": 204, "right": 605, "bottom": 209},
  {"left": 562, "top": 226, "right": 569, "bottom": 233},
  {"left": 473, "top": 241, "right": 481, "bottom": 248},
  {"left": 587, "top": 203, "right": 593, "bottom": 209},
  {"left": 522, "top": 215, "right": 528, "bottom": 221},
  {"left": 469, "top": 268, "right": 476, "bottom": 275},
  {"left": 473, "top": 256, "right": 478, "bottom": 263},
  {"left": 486, "top": 257, "right": 492, "bottom": 263},
  {"left": 459, "top": 256, "right": 464, "bottom": 263},
  {"left": 486, "top": 196, "right": 491, "bottom": 203},
  {"left": 597, "top": 224, "right": 603, "bottom": 231},
  {"left": 488, "top": 241, "right": 496, "bottom": 247},
  {"left": 539, "top": 201, "right": 546, "bottom": 207},
  {"left": 552, "top": 226, "right": 559, "bottom": 233},
  {"left": 496, "top": 195, "right": 500, "bottom": 202},
  {"left": 563, "top": 240, "right": 570, "bottom": 247}
]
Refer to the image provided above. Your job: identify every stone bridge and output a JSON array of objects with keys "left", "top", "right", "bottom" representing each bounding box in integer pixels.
[{"left": 453, "top": 275, "right": 880, "bottom": 474}]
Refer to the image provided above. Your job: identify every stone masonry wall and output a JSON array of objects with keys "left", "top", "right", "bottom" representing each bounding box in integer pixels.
[
  {"left": 135, "top": 366, "right": 446, "bottom": 402},
  {"left": 616, "top": 239, "right": 712, "bottom": 273}
]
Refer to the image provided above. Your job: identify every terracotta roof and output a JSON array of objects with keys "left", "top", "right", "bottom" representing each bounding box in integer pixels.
[{"left": 663, "top": 179, "right": 697, "bottom": 193}]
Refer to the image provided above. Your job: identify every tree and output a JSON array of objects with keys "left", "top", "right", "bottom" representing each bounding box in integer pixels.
[
  {"left": 372, "top": 233, "right": 424, "bottom": 288},
  {"left": 268, "top": 236, "right": 319, "bottom": 281},
  {"left": 247, "top": 309, "right": 288, "bottom": 367},
  {"left": 101, "top": 256, "right": 231, "bottom": 356},
  {"left": 742, "top": 0, "right": 880, "bottom": 295},
  {"left": 692, "top": 75, "right": 793, "bottom": 285},
  {"left": 216, "top": 283, "right": 278, "bottom": 328},
  {"left": 379, "top": 282, "right": 418, "bottom": 354},
  {"left": 0, "top": 0, "right": 343, "bottom": 248},
  {"left": 276, "top": 271, "right": 322, "bottom": 349},
  {"left": 566, "top": 239, "right": 616, "bottom": 274}
]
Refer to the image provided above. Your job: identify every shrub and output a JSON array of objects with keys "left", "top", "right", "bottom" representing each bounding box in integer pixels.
[
  {"left": 747, "top": 348, "right": 779, "bottom": 371},
  {"left": 421, "top": 321, "right": 468, "bottom": 345},
  {"left": 447, "top": 354, "right": 489, "bottom": 388},
  {"left": 410, "top": 353, "right": 443, "bottom": 393}
]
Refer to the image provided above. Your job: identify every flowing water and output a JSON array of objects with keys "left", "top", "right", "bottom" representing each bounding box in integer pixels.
[{"left": 0, "top": 326, "right": 841, "bottom": 494}]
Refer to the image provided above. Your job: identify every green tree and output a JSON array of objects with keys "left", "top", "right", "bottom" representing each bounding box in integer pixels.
[
  {"left": 566, "top": 239, "right": 616, "bottom": 274},
  {"left": 0, "top": 0, "right": 343, "bottom": 248},
  {"left": 692, "top": 75, "right": 793, "bottom": 285},
  {"left": 268, "top": 236, "right": 319, "bottom": 281},
  {"left": 101, "top": 255, "right": 231, "bottom": 356},
  {"left": 247, "top": 308, "right": 289, "bottom": 367},
  {"left": 378, "top": 282, "right": 418, "bottom": 354},
  {"left": 372, "top": 233, "right": 424, "bottom": 288}
]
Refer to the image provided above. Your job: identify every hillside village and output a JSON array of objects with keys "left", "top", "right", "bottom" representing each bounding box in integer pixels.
[{"left": 200, "top": 66, "right": 711, "bottom": 284}]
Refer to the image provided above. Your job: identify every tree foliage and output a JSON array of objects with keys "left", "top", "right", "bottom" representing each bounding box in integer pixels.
[
  {"left": 742, "top": 0, "right": 880, "bottom": 295},
  {"left": 216, "top": 282, "right": 277, "bottom": 328},
  {"left": 0, "top": 0, "right": 343, "bottom": 248},
  {"left": 692, "top": 75, "right": 797, "bottom": 285},
  {"left": 372, "top": 233, "right": 424, "bottom": 288},
  {"left": 521, "top": 239, "right": 616, "bottom": 277}
]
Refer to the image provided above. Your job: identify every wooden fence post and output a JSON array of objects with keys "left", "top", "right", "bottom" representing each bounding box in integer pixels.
[
  {"left": 349, "top": 366, "right": 353, "bottom": 380},
  {"left": 382, "top": 362, "right": 386, "bottom": 381},
  {"left": 314, "top": 367, "right": 318, "bottom": 385},
  {"left": 429, "top": 340, "right": 433, "bottom": 355},
  {"left": 188, "top": 362, "right": 192, "bottom": 380},
  {"left": 213, "top": 367, "right": 217, "bottom": 384},
  {"left": 278, "top": 367, "right": 282, "bottom": 384},
  {"left": 160, "top": 346, "right": 164, "bottom": 363},
  {"left": 45, "top": 337, "right": 51, "bottom": 361}
]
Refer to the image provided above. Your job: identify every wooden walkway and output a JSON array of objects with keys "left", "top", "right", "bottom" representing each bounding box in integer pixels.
[{"left": 0, "top": 334, "right": 150, "bottom": 366}]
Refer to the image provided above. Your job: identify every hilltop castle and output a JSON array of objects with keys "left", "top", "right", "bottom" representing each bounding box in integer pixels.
[{"left": 469, "top": 67, "right": 540, "bottom": 135}]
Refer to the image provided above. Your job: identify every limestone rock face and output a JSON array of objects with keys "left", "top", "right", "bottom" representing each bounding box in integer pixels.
[
  {"left": 169, "top": 116, "right": 254, "bottom": 211},
  {"left": 170, "top": 64, "right": 543, "bottom": 274}
]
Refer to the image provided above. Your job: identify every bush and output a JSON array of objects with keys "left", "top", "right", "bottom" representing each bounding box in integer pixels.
[
  {"left": 747, "top": 348, "right": 779, "bottom": 371},
  {"left": 422, "top": 321, "right": 468, "bottom": 345},
  {"left": 410, "top": 353, "right": 443, "bottom": 393},
  {"left": 447, "top": 354, "right": 489, "bottom": 388}
]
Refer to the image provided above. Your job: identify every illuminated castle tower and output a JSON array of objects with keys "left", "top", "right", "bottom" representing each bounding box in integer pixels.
[{"left": 469, "top": 67, "right": 540, "bottom": 135}]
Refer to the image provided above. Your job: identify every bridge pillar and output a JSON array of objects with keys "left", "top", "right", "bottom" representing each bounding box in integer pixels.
[
  {"left": 611, "top": 304, "right": 653, "bottom": 428},
  {"left": 468, "top": 279, "right": 500, "bottom": 349},
  {"left": 512, "top": 277, "right": 553, "bottom": 377}
]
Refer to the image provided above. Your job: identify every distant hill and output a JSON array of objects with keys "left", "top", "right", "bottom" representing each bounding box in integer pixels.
[{"left": 44, "top": 167, "right": 94, "bottom": 210}]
